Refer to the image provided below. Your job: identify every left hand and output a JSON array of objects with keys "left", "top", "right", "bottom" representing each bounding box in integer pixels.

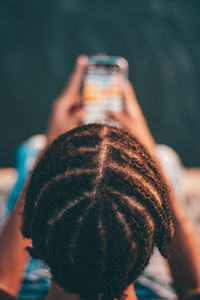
[
  {"left": 108, "top": 80, "right": 156, "bottom": 154},
  {"left": 47, "top": 55, "right": 88, "bottom": 145}
]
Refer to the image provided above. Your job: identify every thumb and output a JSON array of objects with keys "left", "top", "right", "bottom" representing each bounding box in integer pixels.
[
  {"left": 72, "top": 108, "right": 86, "bottom": 124},
  {"left": 121, "top": 80, "right": 141, "bottom": 118}
]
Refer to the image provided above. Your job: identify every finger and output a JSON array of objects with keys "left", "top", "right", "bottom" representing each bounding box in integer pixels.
[
  {"left": 120, "top": 79, "right": 136, "bottom": 102},
  {"left": 120, "top": 80, "right": 141, "bottom": 117},
  {"left": 108, "top": 111, "right": 132, "bottom": 129},
  {"left": 69, "top": 103, "right": 82, "bottom": 114},
  {"left": 125, "top": 81, "right": 137, "bottom": 101},
  {"left": 62, "top": 55, "right": 88, "bottom": 97},
  {"left": 66, "top": 94, "right": 81, "bottom": 112},
  {"left": 53, "top": 94, "right": 81, "bottom": 115},
  {"left": 72, "top": 107, "right": 85, "bottom": 124}
]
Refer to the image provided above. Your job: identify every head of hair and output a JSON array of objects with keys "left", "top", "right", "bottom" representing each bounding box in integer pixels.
[{"left": 22, "top": 123, "right": 173, "bottom": 300}]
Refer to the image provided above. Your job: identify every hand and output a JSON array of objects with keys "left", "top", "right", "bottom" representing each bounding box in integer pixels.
[
  {"left": 46, "top": 55, "right": 88, "bottom": 145},
  {"left": 108, "top": 80, "right": 156, "bottom": 154}
]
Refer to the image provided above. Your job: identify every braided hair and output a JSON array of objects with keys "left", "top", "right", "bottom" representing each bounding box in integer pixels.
[{"left": 22, "top": 123, "right": 173, "bottom": 300}]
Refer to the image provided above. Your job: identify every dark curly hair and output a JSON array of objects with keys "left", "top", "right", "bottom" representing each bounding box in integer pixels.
[{"left": 22, "top": 123, "right": 173, "bottom": 300}]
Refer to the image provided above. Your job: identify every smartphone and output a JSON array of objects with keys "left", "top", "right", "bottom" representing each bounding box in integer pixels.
[{"left": 82, "top": 55, "right": 128, "bottom": 125}]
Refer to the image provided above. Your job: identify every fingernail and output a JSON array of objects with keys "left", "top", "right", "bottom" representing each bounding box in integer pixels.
[{"left": 77, "top": 55, "right": 89, "bottom": 67}]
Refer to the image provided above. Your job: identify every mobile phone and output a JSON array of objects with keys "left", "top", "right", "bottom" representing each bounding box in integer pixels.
[{"left": 82, "top": 55, "right": 128, "bottom": 125}]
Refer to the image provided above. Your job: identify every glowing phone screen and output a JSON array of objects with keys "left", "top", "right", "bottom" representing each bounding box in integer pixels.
[{"left": 82, "top": 64, "right": 123, "bottom": 124}]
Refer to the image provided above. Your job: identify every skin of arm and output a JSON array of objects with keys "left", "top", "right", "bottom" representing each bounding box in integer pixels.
[
  {"left": 0, "top": 143, "right": 50, "bottom": 296},
  {"left": 0, "top": 193, "right": 30, "bottom": 296},
  {"left": 167, "top": 196, "right": 200, "bottom": 300}
]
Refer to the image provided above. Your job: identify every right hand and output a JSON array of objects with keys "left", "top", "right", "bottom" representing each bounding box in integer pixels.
[{"left": 46, "top": 55, "right": 88, "bottom": 145}]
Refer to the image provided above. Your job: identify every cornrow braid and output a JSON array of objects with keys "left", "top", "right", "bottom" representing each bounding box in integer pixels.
[{"left": 22, "top": 123, "right": 173, "bottom": 300}]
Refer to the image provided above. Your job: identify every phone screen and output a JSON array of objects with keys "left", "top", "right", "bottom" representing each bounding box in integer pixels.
[{"left": 82, "top": 57, "right": 128, "bottom": 125}]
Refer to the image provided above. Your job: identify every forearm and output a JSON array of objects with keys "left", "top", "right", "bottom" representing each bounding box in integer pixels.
[
  {"left": 0, "top": 198, "right": 30, "bottom": 295},
  {"left": 0, "top": 146, "right": 47, "bottom": 295},
  {"left": 156, "top": 155, "right": 200, "bottom": 298},
  {"left": 167, "top": 196, "right": 200, "bottom": 299},
  {"left": 150, "top": 146, "right": 200, "bottom": 298}
]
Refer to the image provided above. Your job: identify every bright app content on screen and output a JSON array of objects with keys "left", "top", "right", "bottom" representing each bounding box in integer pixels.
[{"left": 82, "top": 56, "right": 128, "bottom": 125}]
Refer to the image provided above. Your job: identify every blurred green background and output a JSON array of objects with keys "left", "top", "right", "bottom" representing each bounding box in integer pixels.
[{"left": 0, "top": 0, "right": 200, "bottom": 167}]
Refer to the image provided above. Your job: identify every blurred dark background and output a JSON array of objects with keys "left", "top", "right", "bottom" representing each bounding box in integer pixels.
[{"left": 0, "top": 0, "right": 200, "bottom": 167}]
